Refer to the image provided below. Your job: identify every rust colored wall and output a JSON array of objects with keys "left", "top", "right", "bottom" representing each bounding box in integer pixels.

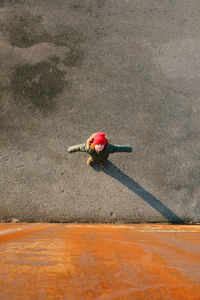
[{"left": 0, "top": 224, "right": 200, "bottom": 299}]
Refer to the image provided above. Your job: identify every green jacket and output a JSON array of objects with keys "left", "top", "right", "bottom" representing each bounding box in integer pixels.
[{"left": 67, "top": 143, "right": 132, "bottom": 163}]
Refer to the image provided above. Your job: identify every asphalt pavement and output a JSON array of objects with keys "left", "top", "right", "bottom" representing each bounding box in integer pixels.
[{"left": 0, "top": 0, "right": 200, "bottom": 222}]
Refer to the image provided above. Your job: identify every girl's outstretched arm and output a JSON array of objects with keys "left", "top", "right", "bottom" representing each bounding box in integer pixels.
[
  {"left": 67, "top": 143, "right": 86, "bottom": 153},
  {"left": 108, "top": 144, "right": 132, "bottom": 153}
]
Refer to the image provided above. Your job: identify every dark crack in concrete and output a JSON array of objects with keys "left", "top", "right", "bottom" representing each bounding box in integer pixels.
[
  {"left": 2, "top": 11, "right": 84, "bottom": 49},
  {"left": 0, "top": 8, "right": 85, "bottom": 115},
  {"left": 10, "top": 62, "right": 66, "bottom": 111},
  {"left": 2, "top": 13, "right": 45, "bottom": 48}
]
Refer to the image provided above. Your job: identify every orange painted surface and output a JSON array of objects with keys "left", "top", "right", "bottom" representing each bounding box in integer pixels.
[{"left": 0, "top": 223, "right": 200, "bottom": 300}]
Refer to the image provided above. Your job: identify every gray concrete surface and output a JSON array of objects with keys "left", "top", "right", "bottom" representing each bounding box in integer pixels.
[{"left": 0, "top": 0, "right": 200, "bottom": 223}]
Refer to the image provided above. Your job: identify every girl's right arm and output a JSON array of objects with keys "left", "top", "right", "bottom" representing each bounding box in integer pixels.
[{"left": 67, "top": 143, "right": 86, "bottom": 153}]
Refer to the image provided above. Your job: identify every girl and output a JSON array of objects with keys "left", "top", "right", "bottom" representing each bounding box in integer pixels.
[{"left": 67, "top": 132, "right": 132, "bottom": 168}]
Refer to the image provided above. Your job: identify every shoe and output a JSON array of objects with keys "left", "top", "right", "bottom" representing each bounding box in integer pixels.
[
  {"left": 87, "top": 157, "right": 93, "bottom": 166},
  {"left": 99, "top": 161, "right": 106, "bottom": 168}
]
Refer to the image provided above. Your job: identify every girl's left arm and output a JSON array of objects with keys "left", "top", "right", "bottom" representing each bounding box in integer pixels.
[{"left": 108, "top": 144, "right": 132, "bottom": 153}]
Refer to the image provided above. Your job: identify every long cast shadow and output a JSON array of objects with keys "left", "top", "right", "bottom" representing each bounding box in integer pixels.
[{"left": 92, "top": 160, "right": 183, "bottom": 223}]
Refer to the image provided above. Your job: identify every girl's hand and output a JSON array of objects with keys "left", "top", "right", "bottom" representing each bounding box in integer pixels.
[{"left": 67, "top": 147, "right": 73, "bottom": 153}]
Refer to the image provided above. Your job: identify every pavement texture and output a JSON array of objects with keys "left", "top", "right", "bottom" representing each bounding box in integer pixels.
[
  {"left": 0, "top": 0, "right": 200, "bottom": 222},
  {"left": 0, "top": 223, "right": 200, "bottom": 299}
]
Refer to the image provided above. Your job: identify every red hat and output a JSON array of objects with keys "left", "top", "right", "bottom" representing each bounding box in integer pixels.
[{"left": 93, "top": 132, "right": 107, "bottom": 145}]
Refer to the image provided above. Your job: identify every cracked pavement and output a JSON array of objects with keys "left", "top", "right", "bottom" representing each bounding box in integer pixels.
[{"left": 0, "top": 0, "right": 200, "bottom": 223}]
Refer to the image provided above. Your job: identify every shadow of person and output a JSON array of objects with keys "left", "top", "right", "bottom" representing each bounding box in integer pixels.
[{"left": 92, "top": 160, "right": 183, "bottom": 223}]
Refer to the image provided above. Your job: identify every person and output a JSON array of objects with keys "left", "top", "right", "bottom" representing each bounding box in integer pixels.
[{"left": 67, "top": 132, "right": 132, "bottom": 168}]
